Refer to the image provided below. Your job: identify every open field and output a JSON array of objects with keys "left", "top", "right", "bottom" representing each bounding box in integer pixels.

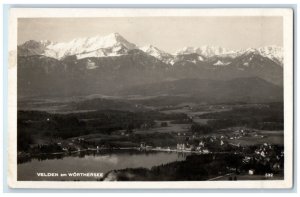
[
  {"left": 230, "top": 131, "right": 283, "bottom": 146},
  {"left": 135, "top": 120, "right": 191, "bottom": 134}
]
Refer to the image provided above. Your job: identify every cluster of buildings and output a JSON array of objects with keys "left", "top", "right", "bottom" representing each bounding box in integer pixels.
[
  {"left": 176, "top": 141, "right": 210, "bottom": 153},
  {"left": 254, "top": 143, "right": 283, "bottom": 169},
  {"left": 140, "top": 142, "right": 153, "bottom": 150},
  {"left": 223, "top": 128, "right": 263, "bottom": 141},
  {"left": 245, "top": 143, "right": 283, "bottom": 176},
  {"left": 54, "top": 137, "right": 95, "bottom": 153},
  {"left": 229, "top": 129, "right": 249, "bottom": 140},
  {"left": 254, "top": 143, "right": 277, "bottom": 159}
]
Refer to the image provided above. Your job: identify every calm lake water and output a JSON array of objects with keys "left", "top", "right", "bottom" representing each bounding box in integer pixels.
[{"left": 17, "top": 150, "right": 188, "bottom": 181}]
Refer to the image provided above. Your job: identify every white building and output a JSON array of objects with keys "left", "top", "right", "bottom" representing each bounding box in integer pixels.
[{"left": 248, "top": 169, "right": 255, "bottom": 175}]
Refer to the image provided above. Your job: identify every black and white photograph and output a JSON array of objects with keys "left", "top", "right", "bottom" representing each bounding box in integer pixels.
[{"left": 7, "top": 8, "right": 294, "bottom": 189}]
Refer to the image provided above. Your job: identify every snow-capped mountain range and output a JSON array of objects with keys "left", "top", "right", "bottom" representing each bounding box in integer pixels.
[
  {"left": 18, "top": 32, "right": 283, "bottom": 66},
  {"left": 17, "top": 33, "right": 284, "bottom": 98},
  {"left": 175, "top": 46, "right": 239, "bottom": 58},
  {"left": 175, "top": 46, "right": 283, "bottom": 66},
  {"left": 18, "top": 33, "right": 136, "bottom": 60}
]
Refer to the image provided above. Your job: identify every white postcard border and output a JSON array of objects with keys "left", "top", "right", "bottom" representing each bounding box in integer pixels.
[{"left": 7, "top": 8, "right": 294, "bottom": 189}]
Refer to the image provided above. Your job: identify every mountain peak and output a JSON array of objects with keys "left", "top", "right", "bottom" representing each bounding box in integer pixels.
[
  {"left": 242, "top": 46, "right": 283, "bottom": 65},
  {"left": 21, "top": 40, "right": 44, "bottom": 47},
  {"left": 111, "top": 32, "right": 125, "bottom": 39},
  {"left": 140, "top": 44, "right": 174, "bottom": 65},
  {"left": 110, "top": 32, "right": 121, "bottom": 36},
  {"left": 106, "top": 32, "right": 127, "bottom": 42},
  {"left": 140, "top": 44, "right": 161, "bottom": 52}
]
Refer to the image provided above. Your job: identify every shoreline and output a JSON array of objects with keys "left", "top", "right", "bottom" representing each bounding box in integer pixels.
[{"left": 17, "top": 146, "right": 238, "bottom": 161}]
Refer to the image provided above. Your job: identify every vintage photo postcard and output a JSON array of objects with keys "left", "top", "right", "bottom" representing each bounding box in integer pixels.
[{"left": 7, "top": 8, "right": 294, "bottom": 189}]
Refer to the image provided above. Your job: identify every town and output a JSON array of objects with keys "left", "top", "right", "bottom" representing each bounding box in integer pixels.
[{"left": 18, "top": 125, "right": 284, "bottom": 180}]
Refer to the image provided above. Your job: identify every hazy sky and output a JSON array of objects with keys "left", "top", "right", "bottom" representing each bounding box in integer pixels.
[{"left": 18, "top": 17, "right": 283, "bottom": 53}]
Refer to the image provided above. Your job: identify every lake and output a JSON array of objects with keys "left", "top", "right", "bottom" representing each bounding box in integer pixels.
[{"left": 17, "top": 150, "right": 188, "bottom": 181}]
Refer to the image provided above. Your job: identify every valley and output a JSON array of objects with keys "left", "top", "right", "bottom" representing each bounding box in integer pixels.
[
  {"left": 16, "top": 32, "right": 284, "bottom": 181},
  {"left": 17, "top": 94, "right": 284, "bottom": 181}
]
